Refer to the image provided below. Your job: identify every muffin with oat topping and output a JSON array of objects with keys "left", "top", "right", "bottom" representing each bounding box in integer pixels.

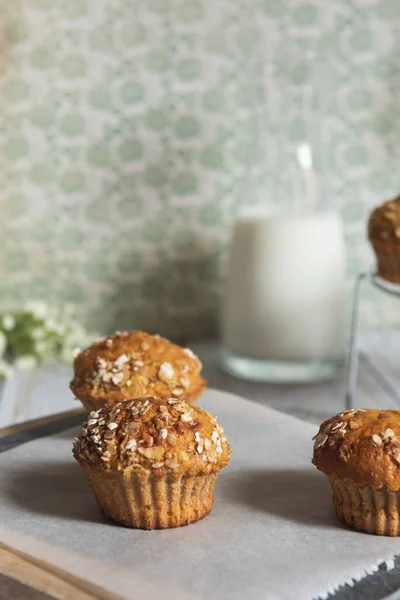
[
  {"left": 368, "top": 195, "right": 400, "bottom": 283},
  {"left": 70, "top": 330, "right": 207, "bottom": 413},
  {"left": 73, "top": 396, "right": 230, "bottom": 529},
  {"left": 312, "top": 408, "right": 400, "bottom": 536}
]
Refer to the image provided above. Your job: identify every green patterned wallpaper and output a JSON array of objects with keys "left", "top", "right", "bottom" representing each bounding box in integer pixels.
[{"left": 1, "top": 0, "right": 400, "bottom": 339}]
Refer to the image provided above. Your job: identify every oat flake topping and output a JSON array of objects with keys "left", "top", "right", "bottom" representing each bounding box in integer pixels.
[
  {"left": 73, "top": 397, "right": 230, "bottom": 475},
  {"left": 158, "top": 362, "right": 175, "bottom": 382},
  {"left": 71, "top": 333, "right": 205, "bottom": 406},
  {"left": 312, "top": 409, "right": 368, "bottom": 453},
  {"left": 313, "top": 409, "right": 400, "bottom": 468}
]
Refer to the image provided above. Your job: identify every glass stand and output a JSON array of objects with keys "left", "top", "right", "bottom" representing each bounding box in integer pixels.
[
  {"left": 221, "top": 349, "right": 343, "bottom": 383},
  {"left": 346, "top": 270, "right": 400, "bottom": 409}
]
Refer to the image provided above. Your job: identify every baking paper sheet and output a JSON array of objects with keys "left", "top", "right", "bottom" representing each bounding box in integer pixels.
[{"left": 0, "top": 389, "right": 399, "bottom": 600}]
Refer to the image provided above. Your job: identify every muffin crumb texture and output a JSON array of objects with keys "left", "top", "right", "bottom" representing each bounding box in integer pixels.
[
  {"left": 368, "top": 196, "right": 400, "bottom": 283},
  {"left": 70, "top": 331, "right": 206, "bottom": 410},
  {"left": 73, "top": 396, "right": 230, "bottom": 476},
  {"left": 368, "top": 196, "right": 400, "bottom": 241},
  {"left": 312, "top": 409, "right": 400, "bottom": 491}
]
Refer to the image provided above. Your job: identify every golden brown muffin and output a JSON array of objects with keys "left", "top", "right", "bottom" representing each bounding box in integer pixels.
[
  {"left": 312, "top": 408, "right": 400, "bottom": 535},
  {"left": 73, "top": 396, "right": 231, "bottom": 529},
  {"left": 70, "top": 330, "right": 207, "bottom": 412},
  {"left": 368, "top": 195, "right": 400, "bottom": 283}
]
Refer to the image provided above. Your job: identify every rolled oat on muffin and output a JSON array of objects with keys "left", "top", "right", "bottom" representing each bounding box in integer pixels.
[
  {"left": 368, "top": 195, "right": 400, "bottom": 283},
  {"left": 312, "top": 408, "right": 400, "bottom": 536},
  {"left": 73, "top": 396, "right": 230, "bottom": 529},
  {"left": 70, "top": 330, "right": 206, "bottom": 412}
]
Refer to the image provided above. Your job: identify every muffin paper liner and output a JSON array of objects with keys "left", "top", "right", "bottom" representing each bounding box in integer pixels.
[
  {"left": 370, "top": 238, "right": 400, "bottom": 284},
  {"left": 329, "top": 474, "right": 400, "bottom": 536},
  {"left": 81, "top": 465, "right": 218, "bottom": 529}
]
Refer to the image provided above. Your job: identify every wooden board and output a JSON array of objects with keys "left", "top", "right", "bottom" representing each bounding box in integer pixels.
[{"left": 0, "top": 542, "right": 122, "bottom": 600}]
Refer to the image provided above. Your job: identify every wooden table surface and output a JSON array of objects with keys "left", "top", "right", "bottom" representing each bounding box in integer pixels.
[{"left": 1, "top": 334, "right": 400, "bottom": 600}]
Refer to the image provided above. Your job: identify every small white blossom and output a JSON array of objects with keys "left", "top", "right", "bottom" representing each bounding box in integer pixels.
[
  {"left": 34, "top": 341, "right": 51, "bottom": 357},
  {"left": 45, "top": 319, "right": 66, "bottom": 336},
  {"left": 31, "top": 328, "right": 46, "bottom": 341},
  {"left": 2, "top": 315, "right": 15, "bottom": 331},
  {"left": 0, "top": 301, "right": 98, "bottom": 378}
]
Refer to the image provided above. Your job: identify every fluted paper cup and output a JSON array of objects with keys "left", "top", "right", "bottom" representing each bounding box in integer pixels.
[
  {"left": 329, "top": 474, "right": 400, "bottom": 536},
  {"left": 80, "top": 464, "right": 218, "bottom": 529}
]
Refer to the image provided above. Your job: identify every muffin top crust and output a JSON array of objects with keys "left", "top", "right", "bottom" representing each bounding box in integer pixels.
[
  {"left": 73, "top": 396, "right": 231, "bottom": 476},
  {"left": 368, "top": 195, "right": 400, "bottom": 242},
  {"left": 70, "top": 330, "right": 206, "bottom": 405},
  {"left": 312, "top": 408, "right": 400, "bottom": 491}
]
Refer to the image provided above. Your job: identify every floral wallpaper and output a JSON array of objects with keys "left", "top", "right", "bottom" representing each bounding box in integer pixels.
[{"left": 1, "top": 0, "right": 400, "bottom": 339}]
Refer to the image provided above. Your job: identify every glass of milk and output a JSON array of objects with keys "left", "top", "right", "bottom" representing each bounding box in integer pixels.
[{"left": 220, "top": 150, "right": 346, "bottom": 382}]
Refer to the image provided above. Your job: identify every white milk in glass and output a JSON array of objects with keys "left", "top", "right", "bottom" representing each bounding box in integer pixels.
[{"left": 221, "top": 209, "right": 346, "bottom": 381}]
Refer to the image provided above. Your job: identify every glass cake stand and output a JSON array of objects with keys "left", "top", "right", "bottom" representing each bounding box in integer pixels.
[{"left": 346, "top": 269, "right": 400, "bottom": 409}]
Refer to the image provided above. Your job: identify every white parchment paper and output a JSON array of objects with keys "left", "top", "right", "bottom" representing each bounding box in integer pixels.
[{"left": 0, "top": 389, "right": 399, "bottom": 600}]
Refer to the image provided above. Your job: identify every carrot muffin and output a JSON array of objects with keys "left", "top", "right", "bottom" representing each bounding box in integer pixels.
[
  {"left": 73, "top": 396, "right": 231, "bottom": 529},
  {"left": 312, "top": 408, "right": 400, "bottom": 536},
  {"left": 70, "top": 331, "right": 207, "bottom": 412},
  {"left": 368, "top": 195, "right": 400, "bottom": 283}
]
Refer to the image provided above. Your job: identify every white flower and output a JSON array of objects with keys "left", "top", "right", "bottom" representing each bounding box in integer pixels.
[
  {"left": 44, "top": 318, "right": 57, "bottom": 330},
  {"left": 34, "top": 341, "right": 51, "bottom": 357},
  {"left": 15, "top": 356, "right": 38, "bottom": 370},
  {"left": 24, "top": 300, "right": 48, "bottom": 320},
  {"left": 0, "top": 331, "right": 6, "bottom": 357},
  {"left": 44, "top": 318, "right": 65, "bottom": 335},
  {"left": 31, "top": 327, "right": 46, "bottom": 341},
  {"left": 0, "top": 301, "right": 98, "bottom": 373},
  {"left": 2, "top": 314, "right": 15, "bottom": 331}
]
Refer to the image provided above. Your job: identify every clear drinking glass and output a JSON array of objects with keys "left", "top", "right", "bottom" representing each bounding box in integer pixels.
[
  {"left": 220, "top": 202, "right": 346, "bottom": 382},
  {"left": 220, "top": 56, "right": 346, "bottom": 382}
]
